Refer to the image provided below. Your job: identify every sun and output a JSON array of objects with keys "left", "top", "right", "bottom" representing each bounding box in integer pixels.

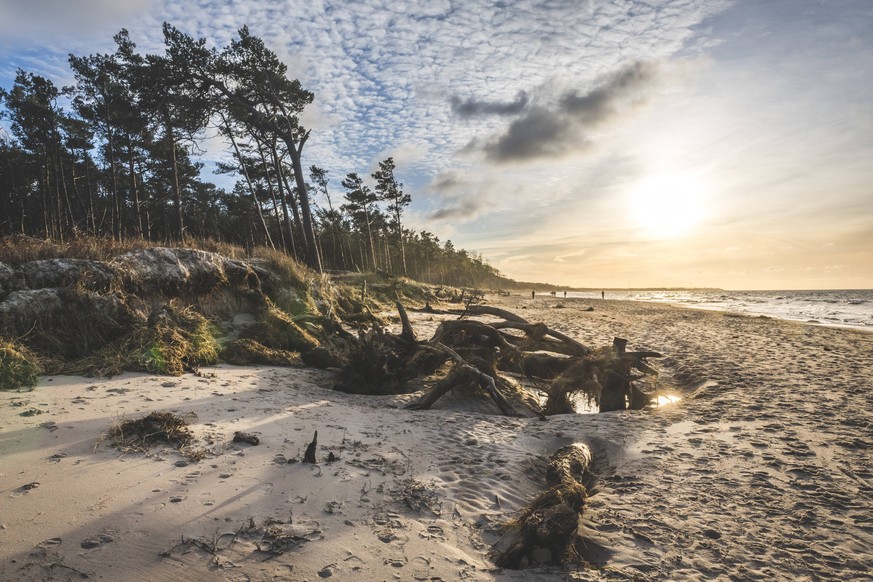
[{"left": 628, "top": 172, "right": 706, "bottom": 239}]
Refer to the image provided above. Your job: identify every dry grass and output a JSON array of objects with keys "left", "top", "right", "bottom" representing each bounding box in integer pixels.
[
  {"left": 0, "top": 339, "right": 41, "bottom": 390},
  {"left": 238, "top": 298, "right": 319, "bottom": 353},
  {"left": 54, "top": 305, "right": 219, "bottom": 377},
  {"left": 221, "top": 339, "right": 303, "bottom": 367},
  {"left": 0, "top": 234, "right": 461, "bottom": 382},
  {"left": 0, "top": 235, "right": 253, "bottom": 267},
  {"left": 127, "top": 306, "right": 220, "bottom": 375}
]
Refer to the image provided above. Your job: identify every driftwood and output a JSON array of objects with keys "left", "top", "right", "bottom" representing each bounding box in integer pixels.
[
  {"left": 324, "top": 301, "right": 660, "bottom": 415},
  {"left": 303, "top": 431, "right": 318, "bottom": 463},
  {"left": 493, "top": 443, "right": 593, "bottom": 567}
]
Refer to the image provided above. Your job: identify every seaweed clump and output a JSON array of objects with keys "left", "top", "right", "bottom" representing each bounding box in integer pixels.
[
  {"left": 108, "top": 411, "right": 194, "bottom": 452},
  {"left": 0, "top": 339, "right": 41, "bottom": 391}
]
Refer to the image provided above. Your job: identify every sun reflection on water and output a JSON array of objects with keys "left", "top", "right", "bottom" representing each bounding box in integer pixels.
[{"left": 656, "top": 394, "right": 682, "bottom": 407}]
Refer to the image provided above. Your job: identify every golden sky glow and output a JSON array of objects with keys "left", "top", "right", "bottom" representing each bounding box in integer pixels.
[{"left": 1, "top": 0, "right": 871, "bottom": 289}]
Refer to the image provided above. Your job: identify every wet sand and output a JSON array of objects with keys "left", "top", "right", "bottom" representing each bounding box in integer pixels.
[{"left": 1, "top": 295, "right": 871, "bottom": 581}]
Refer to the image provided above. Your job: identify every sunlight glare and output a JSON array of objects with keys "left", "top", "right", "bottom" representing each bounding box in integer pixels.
[
  {"left": 629, "top": 173, "right": 706, "bottom": 238},
  {"left": 656, "top": 394, "right": 682, "bottom": 407}
]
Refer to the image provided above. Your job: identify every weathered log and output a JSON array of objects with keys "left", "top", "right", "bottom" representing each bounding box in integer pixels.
[
  {"left": 491, "top": 321, "right": 590, "bottom": 356},
  {"left": 517, "top": 353, "right": 577, "bottom": 380},
  {"left": 460, "top": 304, "right": 530, "bottom": 323},
  {"left": 433, "top": 320, "right": 520, "bottom": 355},
  {"left": 501, "top": 334, "right": 588, "bottom": 358},
  {"left": 493, "top": 443, "right": 593, "bottom": 568},
  {"left": 406, "top": 343, "right": 524, "bottom": 416},
  {"left": 546, "top": 443, "right": 594, "bottom": 488}
]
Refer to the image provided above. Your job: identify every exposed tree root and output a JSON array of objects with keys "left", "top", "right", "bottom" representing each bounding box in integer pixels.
[{"left": 324, "top": 300, "right": 661, "bottom": 415}]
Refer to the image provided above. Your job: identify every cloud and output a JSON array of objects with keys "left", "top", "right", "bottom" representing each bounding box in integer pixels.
[
  {"left": 481, "top": 106, "right": 587, "bottom": 162},
  {"left": 427, "top": 169, "right": 466, "bottom": 193},
  {"left": 425, "top": 169, "right": 489, "bottom": 221},
  {"left": 449, "top": 91, "right": 529, "bottom": 118},
  {"left": 430, "top": 198, "right": 485, "bottom": 221},
  {"left": 0, "top": 0, "right": 155, "bottom": 41},
  {"left": 481, "top": 61, "right": 659, "bottom": 162},
  {"left": 553, "top": 249, "right": 588, "bottom": 263},
  {"left": 560, "top": 62, "right": 656, "bottom": 122}
]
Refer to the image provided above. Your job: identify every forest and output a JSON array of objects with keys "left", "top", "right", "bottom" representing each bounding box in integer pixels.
[{"left": 0, "top": 24, "right": 505, "bottom": 289}]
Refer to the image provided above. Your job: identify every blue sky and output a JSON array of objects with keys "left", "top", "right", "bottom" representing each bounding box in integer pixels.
[{"left": 1, "top": 0, "right": 871, "bottom": 289}]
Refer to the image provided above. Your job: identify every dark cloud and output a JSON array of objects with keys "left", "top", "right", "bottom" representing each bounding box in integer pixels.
[
  {"left": 481, "top": 106, "right": 586, "bottom": 162},
  {"left": 560, "top": 61, "right": 655, "bottom": 122},
  {"left": 430, "top": 198, "right": 484, "bottom": 221},
  {"left": 449, "top": 91, "right": 529, "bottom": 118},
  {"left": 481, "top": 61, "right": 657, "bottom": 163}
]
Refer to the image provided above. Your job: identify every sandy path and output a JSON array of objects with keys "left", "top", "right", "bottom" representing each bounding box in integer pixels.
[{"left": 1, "top": 295, "right": 871, "bottom": 581}]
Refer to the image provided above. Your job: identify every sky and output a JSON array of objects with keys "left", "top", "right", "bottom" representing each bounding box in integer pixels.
[{"left": 1, "top": 0, "right": 871, "bottom": 290}]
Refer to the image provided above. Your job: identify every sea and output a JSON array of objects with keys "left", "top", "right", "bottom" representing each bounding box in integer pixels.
[{"left": 541, "top": 289, "right": 873, "bottom": 331}]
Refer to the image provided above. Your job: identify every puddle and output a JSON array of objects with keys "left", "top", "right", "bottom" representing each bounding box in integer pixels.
[
  {"left": 655, "top": 394, "right": 682, "bottom": 407},
  {"left": 527, "top": 378, "right": 693, "bottom": 414}
]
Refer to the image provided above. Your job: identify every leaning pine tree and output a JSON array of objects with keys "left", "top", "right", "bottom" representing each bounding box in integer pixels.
[{"left": 161, "top": 23, "right": 322, "bottom": 272}]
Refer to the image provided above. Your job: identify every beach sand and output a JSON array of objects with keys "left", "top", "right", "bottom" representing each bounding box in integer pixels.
[{"left": 1, "top": 295, "right": 871, "bottom": 581}]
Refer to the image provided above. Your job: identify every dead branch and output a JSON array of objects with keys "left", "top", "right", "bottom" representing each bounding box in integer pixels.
[
  {"left": 491, "top": 321, "right": 590, "bottom": 356},
  {"left": 396, "top": 301, "right": 416, "bottom": 344},
  {"left": 459, "top": 304, "right": 531, "bottom": 323},
  {"left": 303, "top": 431, "right": 318, "bottom": 463}
]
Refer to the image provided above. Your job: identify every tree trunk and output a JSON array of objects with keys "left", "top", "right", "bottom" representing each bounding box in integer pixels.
[
  {"left": 284, "top": 136, "right": 322, "bottom": 273},
  {"left": 222, "top": 113, "right": 275, "bottom": 250},
  {"left": 271, "top": 143, "right": 305, "bottom": 259},
  {"left": 102, "top": 89, "right": 121, "bottom": 241},
  {"left": 163, "top": 108, "right": 185, "bottom": 243},
  {"left": 126, "top": 133, "right": 143, "bottom": 238},
  {"left": 81, "top": 148, "right": 96, "bottom": 234}
]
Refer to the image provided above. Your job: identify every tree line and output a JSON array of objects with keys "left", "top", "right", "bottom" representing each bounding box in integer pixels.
[{"left": 0, "top": 24, "right": 504, "bottom": 288}]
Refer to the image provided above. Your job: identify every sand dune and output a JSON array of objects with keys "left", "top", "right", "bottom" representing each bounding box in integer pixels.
[{"left": 2, "top": 295, "right": 871, "bottom": 581}]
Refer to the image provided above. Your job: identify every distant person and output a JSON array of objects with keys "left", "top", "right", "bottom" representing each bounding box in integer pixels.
[
  {"left": 563, "top": 291, "right": 567, "bottom": 298},
  {"left": 601, "top": 290, "right": 605, "bottom": 300},
  {"left": 531, "top": 290, "right": 535, "bottom": 299}
]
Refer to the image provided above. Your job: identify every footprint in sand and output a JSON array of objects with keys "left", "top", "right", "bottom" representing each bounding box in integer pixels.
[
  {"left": 410, "top": 556, "right": 436, "bottom": 580},
  {"left": 376, "top": 528, "right": 410, "bottom": 547},
  {"left": 81, "top": 531, "right": 115, "bottom": 549},
  {"left": 419, "top": 524, "right": 446, "bottom": 542},
  {"left": 384, "top": 555, "right": 408, "bottom": 568},
  {"left": 318, "top": 563, "right": 339, "bottom": 578}
]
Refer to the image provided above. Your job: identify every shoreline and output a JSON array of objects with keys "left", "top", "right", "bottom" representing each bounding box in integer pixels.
[
  {"left": 2, "top": 295, "right": 871, "bottom": 580},
  {"left": 530, "top": 291, "right": 873, "bottom": 333}
]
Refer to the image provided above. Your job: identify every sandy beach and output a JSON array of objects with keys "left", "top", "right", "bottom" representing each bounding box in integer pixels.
[{"left": 1, "top": 295, "right": 871, "bottom": 581}]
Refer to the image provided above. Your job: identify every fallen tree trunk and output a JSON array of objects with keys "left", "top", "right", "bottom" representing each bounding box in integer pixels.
[{"left": 493, "top": 443, "right": 593, "bottom": 568}]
